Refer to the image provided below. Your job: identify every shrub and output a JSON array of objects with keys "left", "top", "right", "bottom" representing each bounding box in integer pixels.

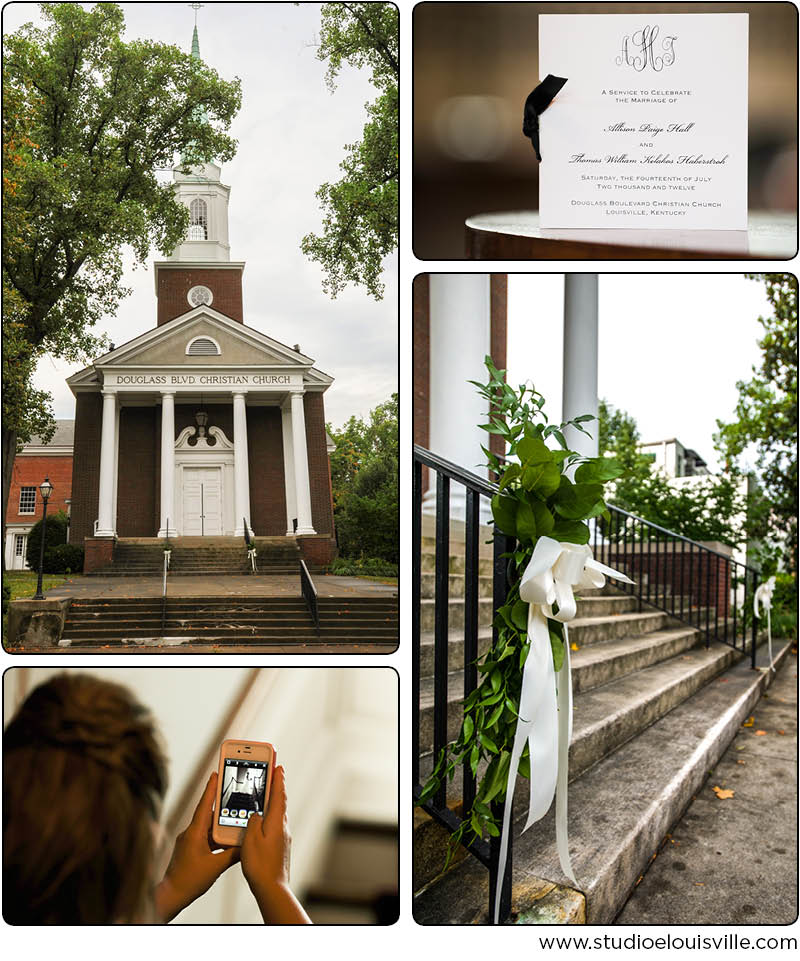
[
  {"left": 2, "top": 579, "right": 10, "bottom": 615},
  {"left": 771, "top": 572, "right": 798, "bottom": 640},
  {"left": 329, "top": 555, "right": 398, "bottom": 578},
  {"left": 43, "top": 543, "right": 85, "bottom": 575},
  {"left": 25, "top": 510, "right": 69, "bottom": 570}
]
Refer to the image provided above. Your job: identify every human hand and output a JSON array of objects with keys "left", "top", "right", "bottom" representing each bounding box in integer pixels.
[
  {"left": 155, "top": 771, "right": 240, "bottom": 922},
  {"left": 240, "top": 765, "right": 311, "bottom": 924}
]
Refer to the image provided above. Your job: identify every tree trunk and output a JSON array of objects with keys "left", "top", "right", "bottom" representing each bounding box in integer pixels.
[{"left": 2, "top": 426, "right": 18, "bottom": 574}]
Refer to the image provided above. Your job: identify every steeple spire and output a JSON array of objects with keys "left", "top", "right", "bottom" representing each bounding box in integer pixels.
[{"left": 189, "top": 3, "right": 204, "bottom": 58}]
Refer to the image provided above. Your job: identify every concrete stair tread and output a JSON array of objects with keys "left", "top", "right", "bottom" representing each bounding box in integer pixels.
[
  {"left": 414, "top": 642, "right": 790, "bottom": 924},
  {"left": 567, "top": 609, "right": 667, "bottom": 630},
  {"left": 571, "top": 626, "right": 698, "bottom": 667},
  {"left": 507, "top": 642, "right": 791, "bottom": 922}
]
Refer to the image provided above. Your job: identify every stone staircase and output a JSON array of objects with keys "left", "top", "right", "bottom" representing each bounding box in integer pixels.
[
  {"left": 413, "top": 532, "right": 787, "bottom": 924},
  {"left": 58, "top": 594, "right": 398, "bottom": 647},
  {"left": 92, "top": 536, "right": 302, "bottom": 576}
]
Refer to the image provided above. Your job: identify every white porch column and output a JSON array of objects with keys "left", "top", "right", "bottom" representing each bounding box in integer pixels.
[
  {"left": 158, "top": 391, "right": 176, "bottom": 537},
  {"left": 424, "top": 273, "right": 493, "bottom": 520},
  {"left": 562, "top": 274, "right": 599, "bottom": 461},
  {"left": 96, "top": 390, "right": 118, "bottom": 537},
  {"left": 233, "top": 391, "right": 252, "bottom": 536},
  {"left": 281, "top": 403, "right": 297, "bottom": 535},
  {"left": 290, "top": 390, "right": 316, "bottom": 535}
]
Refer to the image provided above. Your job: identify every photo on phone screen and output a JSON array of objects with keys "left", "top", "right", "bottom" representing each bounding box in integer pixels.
[{"left": 218, "top": 758, "right": 269, "bottom": 828}]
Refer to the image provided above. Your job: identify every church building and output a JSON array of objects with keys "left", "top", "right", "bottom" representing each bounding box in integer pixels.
[{"left": 67, "top": 27, "right": 335, "bottom": 571}]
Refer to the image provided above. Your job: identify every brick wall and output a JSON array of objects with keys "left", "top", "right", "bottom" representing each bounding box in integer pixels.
[
  {"left": 247, "top": 407, "right": 287, "bottom": 535},
  {"left": 606, "top": 543, "right": 732, "bottom": 618},
  {"left": 6, "top": 455, "right": 72, "bottom": 525},
  {"left": 157, "top": 267, "right": 244, "bottom": 325},
  {"left": 116, "top": 407, "right": 157, "bottom": 537},
  {"left": 304, "top": 393, "right": 334, "bottom": 537},
  {"left": 69, "top": 393, "right": 102, "bottom": 545},
  {"left": 298, "top": 535, "right": 336, "bottom": 567}
]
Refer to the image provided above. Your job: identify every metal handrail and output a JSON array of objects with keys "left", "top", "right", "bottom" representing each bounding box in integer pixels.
[
  {"left": 413, "top": 445, "right": 513, "bottom": 923},
  {"left": 414, "top": 444, "right": 764, "bottom": 924},
  {"left": 161, "top": 518, "right": 171, "bottom": 636},
  {"left": 299, "top": 559, "right": 320, "bottom": 637}
]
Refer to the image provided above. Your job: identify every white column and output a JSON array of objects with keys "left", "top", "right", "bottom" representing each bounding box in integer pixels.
[
  {"left": 424, "top": 273, "right": 492, "bottom": 520},
  {"left": 158, "top": 391, "right": 176, "bottom": 537},
  {"left": 96, "top": 389, "right": 118, "bottom": 537},
  {"left": 111, "top": 401, "right": 120, "bottom": 534},
  {"left": 562, "top": 274, "right": 599, "bottom": 461},
  {"left": 233, "top": 391, "right": 252, "bottom": 536},
  {"left": 290, "top": 390, "right": 316, "bottom": 535},
  {"left": 281, "top": 403, "right": 297, "bottom": 535}
]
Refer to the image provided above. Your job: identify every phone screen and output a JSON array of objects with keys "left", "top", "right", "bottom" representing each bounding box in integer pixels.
[{"left": 218, "top": 757, "right": 269, "bottom": 828}]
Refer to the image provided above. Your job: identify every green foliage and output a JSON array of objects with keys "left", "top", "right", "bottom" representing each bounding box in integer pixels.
[
  {"left": 418, "top": 358, "right": 623, "bottom": 852},
  {"left": 714, "top": 275, "right": 798, "bottom": 572},
  {"left": 598, "top": 400, "right": 746, "bottom": 548},
  {"left": 301, "top": 3, "right": 398, "bottom": 299},
  {"left": 25, "top": 509, "right": 68, "bottom": 570},
  {"left": 2, "top": 579, "right": 10, "bottom": 616},
  {"left": 328, "top": 555, "right": 397, "bottom": 578},
  {"left": 328, "top": 394, "right": 398, "bottom": 565},
  {"left": 2, "top": 2, "right": 241, "bottom": 502},
  {"left": 43, "top": 543, "right": 84, "bottom": 574}
]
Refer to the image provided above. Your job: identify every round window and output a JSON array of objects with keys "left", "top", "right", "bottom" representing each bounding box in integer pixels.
[{"left": 187, "top": 284, "right": 213, "bottom": 307}]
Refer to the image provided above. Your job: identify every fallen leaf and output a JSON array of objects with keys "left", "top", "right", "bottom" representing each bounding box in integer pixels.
[
  {"left": 755, "top": 730, "right": 767, "bottom": 736},
  {"left": 694, "top": 882, "right": 705, "bottom": 887},
  {"left": 713, "top": 786, "right": 735, "bottom": 800},
  {"left": 777, "top": 730, "right": 786, "bottom": 735},
  {"left": 742, "top": 716, "right": 755, "bottom": 727},
  {"left": 570, "top": 642, "right": 579, "bottom": 651},
  {"left": 737, "top": 759, "right": 746, "bottom": 765}
]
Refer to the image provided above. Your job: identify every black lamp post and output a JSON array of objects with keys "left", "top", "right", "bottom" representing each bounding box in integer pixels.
[{"left": 33, "top": 477, "right": 54, "bottom": 600}]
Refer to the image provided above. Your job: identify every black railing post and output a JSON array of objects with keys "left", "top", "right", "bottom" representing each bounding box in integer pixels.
[
  {"left": 433, "top": 472, "right": 450, "bottom": 810},
  {"left": 463, "top": 487, "right": 480, "bottom": 815},
  {"left": 412, "top": 459, "right": 422, "bottom": 787}
]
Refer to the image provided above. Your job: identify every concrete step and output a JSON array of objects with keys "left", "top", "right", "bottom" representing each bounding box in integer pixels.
[
  {"left": 421, "top": 553, "right": 495, "bottom": 576},
  {"left": 418, "top": 628, "right": 494, "bottom": 677},
  {"left": 413, "top": 641, "right": 790, "bottom": 924},
  {"left": 416, "top": 635, "right": 729, "bottom": 789},
  {"left": 419, "top": 597, "right": 495, "bottom": 633},
  {"left": 420, "top": 571, "right": 494, "bottom": 600}
]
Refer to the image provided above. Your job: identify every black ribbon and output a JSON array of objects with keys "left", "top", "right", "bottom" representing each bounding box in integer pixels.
[{"left": 523, "top": 74, "right": 568, "bottom": 162}]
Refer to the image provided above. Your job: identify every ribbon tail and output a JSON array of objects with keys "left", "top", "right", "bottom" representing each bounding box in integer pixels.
[
  {"left": 493, "top": 732, "right": 525, "bottom": 925},
  {"left": 767, "top": 607, "right": 774, "bottom": 673},
  {"left": 521, "top": 606, "right": 559, "bottom": 830},
  {"left": 555, "top": 625, "right": 577, "bottom": 885}
]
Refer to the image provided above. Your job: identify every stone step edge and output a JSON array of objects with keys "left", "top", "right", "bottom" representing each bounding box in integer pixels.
[{"left": 413, "top": 641, "right": 790, "bottom": 924}]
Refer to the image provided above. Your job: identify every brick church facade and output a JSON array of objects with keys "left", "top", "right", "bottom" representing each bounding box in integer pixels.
[{"left": 68, "top": 151, "right": 336, "bottom": 570}]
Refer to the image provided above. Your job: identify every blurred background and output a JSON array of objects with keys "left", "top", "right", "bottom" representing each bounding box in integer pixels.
[
  {"left": 4, "top": 667, "right": 398, "bottom": 924},
  {"left": 413, "top": 2, "right": 798, "bottom": 258}
]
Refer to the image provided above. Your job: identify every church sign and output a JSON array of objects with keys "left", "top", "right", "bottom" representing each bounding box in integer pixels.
[{"left": 105, "top": 371, "right": 303, "bottom": 390}]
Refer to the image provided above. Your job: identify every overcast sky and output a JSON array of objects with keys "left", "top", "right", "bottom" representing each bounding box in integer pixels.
[
  {"left": 507, "top": 273, "right": 773, "bottom": 474},
  {"left": 4, "top": 2, "right": 398, "bottom": 429}
]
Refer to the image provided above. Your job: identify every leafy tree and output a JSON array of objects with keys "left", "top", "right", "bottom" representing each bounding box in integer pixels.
[
  {"left": 599, "top": 400, "right": 746, "bottom": 548},
  {"left": 301, "top": 2, "right": 398, "bottom": 300},
  {"left": 327, "top": 393, "right": 398, "bottom": 563},
  {"left": 714, "top": 274, "right": 798, "bottom": 572},
  {"left": 2, "top": 2, "right": 241, "bottom": 556}
]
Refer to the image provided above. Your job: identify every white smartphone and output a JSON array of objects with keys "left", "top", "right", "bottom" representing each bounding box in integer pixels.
[{"left": 211, "top": 739, "right": 276, "bottom": 847}]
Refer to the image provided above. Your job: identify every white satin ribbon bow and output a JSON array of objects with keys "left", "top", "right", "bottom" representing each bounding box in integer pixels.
[
  {"left": 493, "top": 535, "right": 633, "bottom": 923},
  {"left": 754, "top": 575, "right": 776, "bottom": 673}
]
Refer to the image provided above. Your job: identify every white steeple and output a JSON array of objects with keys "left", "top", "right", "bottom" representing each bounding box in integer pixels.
[{"left": 168, "top": 11, "right": 232, "bottom": 263}]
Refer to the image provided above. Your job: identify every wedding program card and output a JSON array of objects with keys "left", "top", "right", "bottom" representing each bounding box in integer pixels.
[{"left": 538, "top": 14, "right": 748, "bottom": 229}]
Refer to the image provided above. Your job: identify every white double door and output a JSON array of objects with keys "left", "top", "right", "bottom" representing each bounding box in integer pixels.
[{"left": 182, "top": 467, "right": 223, "bottom": 536}]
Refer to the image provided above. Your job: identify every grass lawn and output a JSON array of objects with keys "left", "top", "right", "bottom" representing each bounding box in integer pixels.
[{"left": 4, "top": 571, "right": 71, "bottom": 600}]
